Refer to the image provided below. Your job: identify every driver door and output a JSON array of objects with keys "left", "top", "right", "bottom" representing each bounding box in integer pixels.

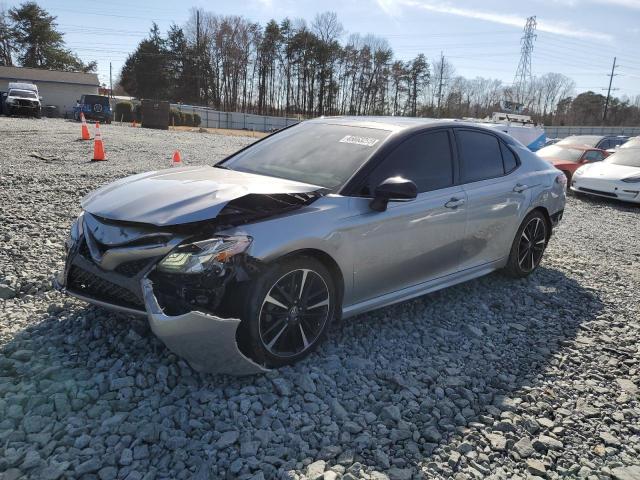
[{"left": 346, "top": 129, "right": 468, "bottom": 304}]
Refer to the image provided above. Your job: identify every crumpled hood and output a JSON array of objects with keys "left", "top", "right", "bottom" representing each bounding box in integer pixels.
[{"left": 82, "top": 166, "right": 321, "bottom": 226}]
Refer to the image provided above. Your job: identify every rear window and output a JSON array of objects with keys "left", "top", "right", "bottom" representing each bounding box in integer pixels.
[
  {"left": 83, "top": 95, "right": 110, "bottom": 105},
  {"left": 500, "top": 143, "right": 518, "bottom": 173},
  {"left": 457, "top": 130, "right": 504, "bottom": 183},
  {"left": 605, "top": 149, "right": 640, "bottom": 168}
]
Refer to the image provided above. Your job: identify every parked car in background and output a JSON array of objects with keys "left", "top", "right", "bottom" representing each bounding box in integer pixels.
[
  {"left": 556, "top": 135, "right": 628, "bottom": 150},
  {"left": 618, "top": 136, "right": 640, "bottom": 150},
  {"left": 73, "top": 94, "right": 112, "bottom": 123},
  {"left": 571, "top": 148, "right": 640, "bottom": 204},
  {"left": 536, "top": 144, "right": 609, "bottom": 183},
  {"left": 55, "top": 117, "right": 566, "bottom": 374},
  {"left": 2, "top": 82, "right": 41, "bottom": 118}
]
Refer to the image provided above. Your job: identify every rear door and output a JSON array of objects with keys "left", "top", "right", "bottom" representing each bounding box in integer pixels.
[
  {"left": 348, "top": 129, "right": 468, "bottom": 303},
  {"left": 454, "top": 128, "right": 530, "bottom": 269}
]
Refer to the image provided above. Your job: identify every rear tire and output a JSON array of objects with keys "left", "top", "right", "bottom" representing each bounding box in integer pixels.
[
  {"left": 503, "top": 210, "right": 549, "bottom": 278},
  {"left": 239, "top": 256, "right": 337, "bottom": 368}
]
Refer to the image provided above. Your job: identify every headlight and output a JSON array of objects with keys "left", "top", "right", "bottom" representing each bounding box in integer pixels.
[
  {"left": 157, "top": 236, "right": 252, "bottom": 274},
  {"left": 621, "top": 175, "right": 640, "bottom": 183}
]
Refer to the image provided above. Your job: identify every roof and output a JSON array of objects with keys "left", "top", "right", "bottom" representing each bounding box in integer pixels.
[
  {"left": 309, "top": 115, "right": 460, "bottom": 131},
  {"left": 0, "top": 66, "right": 99, "bottom": 87},
  {"left": 307, "top": 116, "right": 519, "bottom": 142}
]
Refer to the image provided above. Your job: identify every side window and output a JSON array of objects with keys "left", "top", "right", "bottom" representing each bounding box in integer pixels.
[
  {"left": 500, "top": 142, "right": 518, "bottom": 173},
  {"left": 457, "top": 130, "right": 504, "bottom": 183},
  {"left": 583, "top": 150, "right": 605, "bottom": 162},
  {"left": 598, "top": 139, "right": 610, "bottom": 150},
  {"left": 365, "top": 130, "right": 453, "bottom": 194}
]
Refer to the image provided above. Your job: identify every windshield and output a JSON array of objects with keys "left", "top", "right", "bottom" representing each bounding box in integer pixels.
[
  {"left": 620, "top": 137, "right": 640, "bottom": 149},
  {"left": 605, "top": 149, "right": 640, "bottom": 168},
  {"left": 9, "top": 89, "right": 37, "bottom": 99},
  {"left": 557, "top": 135, "right": 601, "bottom": 147},
  {"left": 83, "top": 95, "right": 110, "bottom": 105},
  {"left": 221, "top": 122, "right": 391, "bottom": 189},
  {"left": 536, "top": 145, "right": 583, "bottom": 162}
]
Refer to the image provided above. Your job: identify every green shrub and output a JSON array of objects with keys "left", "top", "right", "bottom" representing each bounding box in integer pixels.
[
  {"left": 182, "top": 112, "right": 194, "bottom": 127},
  {"left": 193, "top": 113, "right": 201, "bottom": 127},
  {"left": 169, "top": 108, "right": 183, "bottom": 126},
  {"left": 115, "top": 102, "right": 133, "bottom": 122}
]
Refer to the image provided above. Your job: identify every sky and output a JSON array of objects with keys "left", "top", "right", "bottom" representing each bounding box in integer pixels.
[{"left": 14, "top": 0, "right": 640, "bottom": 98}]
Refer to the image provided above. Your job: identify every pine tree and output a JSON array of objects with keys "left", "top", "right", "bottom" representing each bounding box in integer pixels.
[{"left": 9, "top": 2, "right": 95, "bottom": 72}]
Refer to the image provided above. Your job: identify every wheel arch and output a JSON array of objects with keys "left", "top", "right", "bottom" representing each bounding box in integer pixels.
[
  {"left": 278, "top": 248, "right": 345, "bottom": 321},
  {"left": 528, "top": 205, "right": 552, "bottom": 240}
]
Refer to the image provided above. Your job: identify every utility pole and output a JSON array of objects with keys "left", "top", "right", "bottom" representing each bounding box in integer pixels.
[
  {"left": 602, "top": 56, "right": 618, "bottom": 124},
  {"left": 109, "top": 62, "right": 112, "bottom": 98},
  {"left": 436, "top": 51, "right": 444, "bottom": 117},
  {"left": 196, "top": 10, "right": 201, "bottom": 105}
]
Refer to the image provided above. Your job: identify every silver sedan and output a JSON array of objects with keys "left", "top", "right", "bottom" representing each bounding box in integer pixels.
[{"left": 56, "top": 117, "right": 566, "bottom": 374}]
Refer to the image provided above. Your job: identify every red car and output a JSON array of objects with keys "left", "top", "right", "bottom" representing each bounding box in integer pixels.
[{"left": 536, "top": 144, "right": 609, "bottom": 182}]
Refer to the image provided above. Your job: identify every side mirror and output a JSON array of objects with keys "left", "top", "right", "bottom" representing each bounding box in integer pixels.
[{"left": 370, "top": 176, "right": 417, "bottom": 212}]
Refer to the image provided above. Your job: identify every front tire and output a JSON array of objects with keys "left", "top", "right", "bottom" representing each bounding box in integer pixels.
[
  {"left": 503, "top": 210, "right": 549, "bottom": 278},
  {"left": 240, "top": 256, "right": 336, "bottom": 368}
]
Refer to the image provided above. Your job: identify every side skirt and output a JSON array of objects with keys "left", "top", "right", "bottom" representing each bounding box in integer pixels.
[{"left": 341, "top": 258, "right": 507, "bottom": 320}]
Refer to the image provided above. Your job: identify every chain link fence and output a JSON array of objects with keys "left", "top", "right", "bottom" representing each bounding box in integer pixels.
[
  {"left": 171, "top": 104, "right": 300, "bottom": 132},
  {"left": 545, "top": 126, "right": 640, "bottom": 139}
]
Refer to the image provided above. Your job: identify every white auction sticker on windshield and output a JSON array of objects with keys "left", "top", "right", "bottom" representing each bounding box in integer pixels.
[{"left": 339, "top": 135, "right": 379, "bottom": 147}]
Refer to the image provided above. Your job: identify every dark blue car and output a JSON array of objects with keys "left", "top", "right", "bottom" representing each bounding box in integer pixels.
[{"left": 73, "top": 94, "right": 112, "bottom": 124}]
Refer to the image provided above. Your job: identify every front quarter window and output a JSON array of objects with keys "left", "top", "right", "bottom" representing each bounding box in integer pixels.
[{"left": 220, "top": 122, "right": 391, "bottom": 189}]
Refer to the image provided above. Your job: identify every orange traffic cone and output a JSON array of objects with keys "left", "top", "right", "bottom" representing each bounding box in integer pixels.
[
  {"left": 80, "top": 113, "right": 90, "bottom": 140},
  {"left": 172, "top": 150, "right": 182, "bottom": 167},
  {"left": 92, "top": 123, "right": 106, "bottom": 161}
]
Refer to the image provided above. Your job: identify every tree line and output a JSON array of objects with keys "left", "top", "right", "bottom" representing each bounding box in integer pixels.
[
  {"left": 119, "top": 9, "right": 640, "bottom": 126},
  {"left": 1, "top": 2, "right": 639, "bottom": 126}
]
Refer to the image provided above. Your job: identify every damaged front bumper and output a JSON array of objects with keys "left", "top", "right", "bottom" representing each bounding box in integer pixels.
[
  {"left": 141, "top": 279, "right": 267, "bottom": 375},
  {"left": 55, "top": 273, "right": 267, "bottom": 375},
  {"left": 55, "top": 211, "right": 269, "bottom": 375}
]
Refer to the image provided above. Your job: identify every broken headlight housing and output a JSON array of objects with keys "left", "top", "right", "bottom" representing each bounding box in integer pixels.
[
  {"left": 66, "top": 212, "right": 84, "bottom": 251},
  {"left": 157, "top": 236, "right": 252, "bottom": 274}
]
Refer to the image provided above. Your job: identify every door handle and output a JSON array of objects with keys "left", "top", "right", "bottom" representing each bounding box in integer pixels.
[
  {"left": 444, "top": 198, "right": 465, "bottom": 209},
  {"left": 513, "top": 183, "right": 529, "bottom": 193}
]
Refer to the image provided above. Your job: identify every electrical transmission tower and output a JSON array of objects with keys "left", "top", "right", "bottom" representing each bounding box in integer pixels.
[{"left": 512, "top": 16, "right": 537, "bottom": 106}]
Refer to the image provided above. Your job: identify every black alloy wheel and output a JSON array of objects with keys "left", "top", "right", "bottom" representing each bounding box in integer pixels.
[
  {"left": 258, "top": 268, "right": 330, "bottom": 358},
  {"left": 517, "top": 216, "right": 547, "bottom": 273},
  {"left": 504, "top": 210, "right": 549, "bottom": 278}
]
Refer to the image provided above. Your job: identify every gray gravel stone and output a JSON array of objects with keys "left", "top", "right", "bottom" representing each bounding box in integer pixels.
[
  {"left": 2, "top": 118, "right": 640, "bottom": 480},
  {"left": 306, "top": 460, "right": 326, "bottom": 480}
]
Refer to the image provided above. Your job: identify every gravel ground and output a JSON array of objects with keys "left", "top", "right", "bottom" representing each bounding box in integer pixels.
[{"left": 1, "top": 117, "right": 639, "bottom": 480}]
